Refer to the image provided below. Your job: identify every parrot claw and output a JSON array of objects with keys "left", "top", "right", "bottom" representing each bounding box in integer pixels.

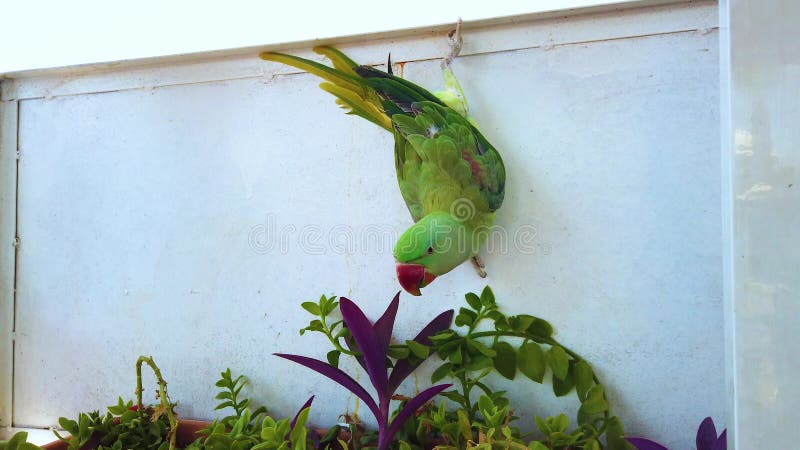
[
  {"left": 442, "top": 18, "right": 463, "bottom": 70},
  {"left": 471, "top": 255, "right": 487, "bottom": 278}
]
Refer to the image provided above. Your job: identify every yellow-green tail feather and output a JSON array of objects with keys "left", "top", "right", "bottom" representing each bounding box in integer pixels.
[{"left": 259, "top": 49, "right": 391, "bottom": 131}]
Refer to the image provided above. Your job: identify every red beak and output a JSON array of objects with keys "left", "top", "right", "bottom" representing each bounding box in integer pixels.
[{"left": 396, "top": 263, "right": 437, "bottom": 296}]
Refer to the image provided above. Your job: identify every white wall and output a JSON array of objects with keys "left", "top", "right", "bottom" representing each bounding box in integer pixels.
[{"left": 1, "top": 2, "right": 723, "bottom": 448}]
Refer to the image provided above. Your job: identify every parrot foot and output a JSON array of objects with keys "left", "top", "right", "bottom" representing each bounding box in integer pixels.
[
  {"left": 471, "top": 255, "right": 487, "bottom": 278},
  {"left": 441, "top": 18, "right": 463, "bottom": 70}
]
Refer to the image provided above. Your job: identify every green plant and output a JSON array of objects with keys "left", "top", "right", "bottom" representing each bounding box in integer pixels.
[
  {"left": 51, "top": 357, "right": 313, "bottom": 450},
  {"left": 185, "top": 370, "right": 313, "bottom": 450},
  {"left": 426, "top": 287, "right": 630, "bottom": 450},
  {"left": 213, "top": 368, "right": 267, "bottom": 427},
  {"left": 55, "top": 356, "right": 178, "bottom": 450},
  {"left": 0, "top": 431, "right": 43, "bottom": 450},
  {"left": 302, "top": 287, "right": 631, "bottom": 450}
]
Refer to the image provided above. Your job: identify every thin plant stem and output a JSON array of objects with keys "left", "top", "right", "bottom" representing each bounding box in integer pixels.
[{"left": 136, "top": 355, "right": 178, "bottom": 450}]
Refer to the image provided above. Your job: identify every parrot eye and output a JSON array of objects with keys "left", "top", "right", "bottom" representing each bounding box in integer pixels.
[{"left": 426, "top": 246, "right": 434, "bottom": 255}]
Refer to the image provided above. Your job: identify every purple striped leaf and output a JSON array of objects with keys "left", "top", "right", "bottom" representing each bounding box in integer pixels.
[
  {"left": 696, "top": 417, "right": 718, "bottom": 450},
  {"left": 274, "top": 353, "right": 380, "bottom": 420},
  {"left": 373, "top": 293, "right": 400, "bottom": 355},
  {"left": 339, "top": 297, "right": 389, "bottom": 397},
  {"left": 712, "top": 430, "right": 727, "bottom": 450},
  {"left": 290, "top": 395, "right": 314, "bottom": 430},
  {"left": 625, "top": 437, "right": 669, "bottom": 450}
]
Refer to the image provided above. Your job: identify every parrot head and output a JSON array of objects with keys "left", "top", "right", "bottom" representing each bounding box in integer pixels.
[{"left": 393, "top": 212, "right": 477, "bottom": 296}]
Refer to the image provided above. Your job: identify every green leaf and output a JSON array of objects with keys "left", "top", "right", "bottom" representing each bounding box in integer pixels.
[
  {"left": 215, "top": 401, "right": 234, "bottom": 410},
  {"left": 605, "top": 416, "right": 632, "bottom": 450},
  {"left": 301, "top": 301, "right": 321, "bottom": 315},
  {"left": 584, "top": 439, "right": 602, "bottom": 450},
  {"left": 553, "top": 363, "right": 575, "bottom": 397},
  {"left": 290, "top": 407, "right": 310, "bottom": 442},
  {"left": 299, "top": 319, "right": 324, "bottom": 335},
  {"left": 455, "top": 308, "right": 477, "bottom": 327},
  {"left": 466, "top": 339, "right": 496, "bottom": 357},
  {"left": 19, "top": 443, "right": 43, "bottom": 450},
  {"left": 6, "top": 432, "right": 28, "bottom": 450},
  {"left": 477, "top": 395, "right": 494, "bottom": 415},
  {"left": 574, "top": 360, "right": 594, "bottom": 401},
  {"left": 465, "top": 292, "right": 482, "bottom": 310},
  {"left": 527, "top": 318, "right": 553, "bottom": 338},
  {"left": 78, "top": 414, "right": 89, "bottom": 439},
  {"left": 508, "top": 314, "right": 535, "bottom": 332},
  {"left": 59, "top": 417, "right": 79, "bottom": 435},
  {"left": 485, "top": 310, "right": 506, "bottom": 325},
  {"left": 578, "top": 385, "right": 609, "bottom": 416},
  {"left": 431, "top": 363, "right": 452, "bottom": 383},
  {"left": 488, "top": 390, "right": 508, "bottom": 406},
  {"left": 457, "top": 409, "right": 472, "bottom": 441},
  {"left": 546, "top": 346, "right": 569, "bottom": 380},
  {"left": 440, "top": 390, "right": 467, "bottom": 407},
  {"left": 479, "top": 286, "right": 495, "bottom": 307},
  {"left": 551, "top": 414, "right": 569, "bottom": 432},
  {"left": 387, "top": 345, "right": 410, "bottom": 359},
  {"left": 454, "top": 313, "right": 472, "bottom": 327},
  {"left": 319, "top": 425, "right": 341, "bottom": 444},
  {"left": 429, "top": 330, "right": 456, "bottom": 342},
  {"left": 406, "top": 340, "right": 430, "bottom": 359},
  {"left": 517, "top": 342, "right": 546, "bottom": 383},
  {"left": 327, "top": 350, "right": 341, "bottom": 367},
  {"left": 491, "top": 341, "right": 516, "bottom": 380},
  {"left": 448, "top": 345, "right": 463, "bottom": 364},
  {"left": 206, "top": 434, "right": 234, "bottom": 450},
  {"left": 436, "top": 339, "right": 461, "bottom": 359},
  {"left": 322, "top": 297, "right": 338, "bottom": 315},
  {"left": 464, "top": 354, "right": 493, "bottom": 371},
  {"left": 529, "top": 442, "right": 549, "bottom": 450}
]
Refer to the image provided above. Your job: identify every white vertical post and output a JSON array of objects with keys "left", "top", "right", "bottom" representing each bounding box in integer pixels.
[
  {"left": 721, "top": 0, "right": 800, "bottom": 448},
  {"left": 0, "top": 94, "right": 18, "bottom": 427}
]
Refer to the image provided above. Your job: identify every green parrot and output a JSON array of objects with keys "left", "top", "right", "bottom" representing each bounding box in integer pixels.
[{"left": 260, "top": 45, "right": 505, "bottom": 296}]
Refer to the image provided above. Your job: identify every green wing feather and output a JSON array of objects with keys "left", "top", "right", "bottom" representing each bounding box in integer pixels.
[{"left": 391, "top": 102, "right": 505, "bottom": 217}]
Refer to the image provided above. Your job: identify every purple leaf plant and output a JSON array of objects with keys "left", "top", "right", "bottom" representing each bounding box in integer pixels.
[
  {"left": 276, "top": 293, "right": 454, "bottom": 450},
  {"left": 626, "top": 417, "right": 727, "bottom": 450}
]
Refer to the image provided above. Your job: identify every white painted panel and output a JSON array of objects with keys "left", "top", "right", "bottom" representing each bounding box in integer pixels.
[
  {"left": 0, "top": 99, "right": 18, "bottom": 427},
  {"left": 721, "top": 0, "right": 800, "bottom": 448},
  {"left": 10, "top": 4, "right": 722, "bottom": 449}
]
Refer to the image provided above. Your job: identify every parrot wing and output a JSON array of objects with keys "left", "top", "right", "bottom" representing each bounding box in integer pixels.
[{"left": 354, "top": 65, "right": 505, "bottom": 215}]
